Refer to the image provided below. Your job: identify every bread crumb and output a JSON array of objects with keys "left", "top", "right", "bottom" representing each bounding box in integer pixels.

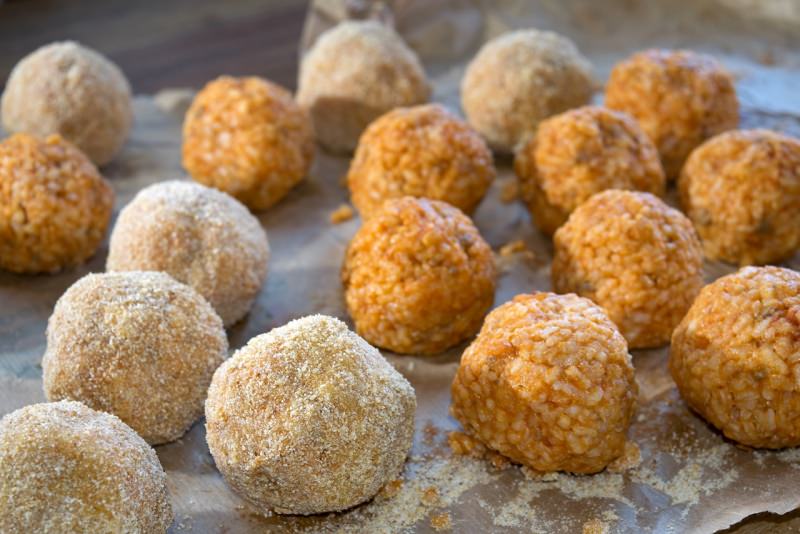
[
  {"left": 378, "top": 479, "right": 404, "bottom": 500},
  {"left": 499, "top": 178, "right": 520, "bottom": 203},
  {"left": 488, "top": 452, "right": 511, "bottom": 471},
  {"left": 582, "top": 518, "right": 609, "bottom": 534},
  {"left": 421, "top": 486, "right": 440, "bottom": 506},
  {"left": 608, "top": 441, "right": 641, "bottom": 473},
  {"left": 430, "top": 511, "right": 452, "bottom": 531},
  {"left": 330, "top": 204, "right": 355, "bottom": 224}
]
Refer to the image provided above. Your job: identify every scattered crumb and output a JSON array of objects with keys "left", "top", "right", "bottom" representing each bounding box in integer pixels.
[
  {"left": 378, "top": 479, "right": 404, "bottom": 499},
  {"left": 497, "top": 240, "right": 536, "bottom": 266},
  {"left": 608, "top": 441, "right": 641, "bottom": 473},
  {"left": 488, "top": 451, "right": 512, "bottom": 471},
  {"left": 330, "top": 203, "right": 354, "bottom": 224},
  {"left": 430, "top": 511, "right": 452, "bottom": 531},
  {"left": 421, "top": 486, "right": 440, "bottom": 506},
  {"left": 423, "top": 421, "right": 440, "bottom": 446},
  {"left": 499, "top": 178, "right": 520, "bottom": 203},
  {"left": 582, "top": 517, "right": 609, "bottom": 534}
]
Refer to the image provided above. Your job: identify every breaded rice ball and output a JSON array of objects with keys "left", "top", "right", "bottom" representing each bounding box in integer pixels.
[
  {"left": 679, "top": 129, "right": 800, "bottom": 266},
  {"left": 671, "top": 266, "right": 800, "bottom": 448},
  {"left": 552, "top": 190, "right": 704, "bottom": 349},
  {"left": 1, "top": 41, "right": 132, "bottom": 166},
  {"left": 451, "top": 292, "right": 636, "bottom": 473},
  {"left": 206, "top": 315, "right": 415, "bottom": 515},
  {"left": 461, "top": 29, "right": 594, "bottom": 153},
  {"left": 515, "top": 106, "right": 665, "bottom": 235},
  {"left": 0, "top": 401, "right": 172, "bottom": 533},
  {"left": 342, "top": 197, "right": 496, "bottom": 354},
  {"left": 107, "top": 180, "right": 269, "bottom": 327},
  {"left": 347, "top": 104, "right": 495, "bottom": 218},
  {"left": 605, "top": 49, "right": 739, "bottom": 178},
  {"left": 297, "top": 20, "right": 430, "bottom": 153},
  {"left": 182, "top": 76, "right": 313, "bottom": 211},
  {"left": 0, "top": 134, "right": 113, "bottom": 274},
  {"left": 43, "top": 271, "right": 227, "bottom": 445}
]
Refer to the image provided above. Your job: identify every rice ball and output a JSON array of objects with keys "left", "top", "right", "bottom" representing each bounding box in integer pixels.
[
  {"left": 342, "top": 196, "right": 496, "bottom": 355},
  {"left": 205, "top": 315, "right": 415, "bottom": 515},
  {"left": 297, "top": 20, "right": 430, "bottom": 153},
  {"left": 552, "top": 190, "right": 704, "bottom": 349}
]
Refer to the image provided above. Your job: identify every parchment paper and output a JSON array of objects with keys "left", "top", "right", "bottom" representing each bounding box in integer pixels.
[{"left": 2, "top": 0, "right": 800, "bottom": 532}]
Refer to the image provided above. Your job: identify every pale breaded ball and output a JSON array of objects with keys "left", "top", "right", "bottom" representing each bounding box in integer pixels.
[
  {"left": 1, "top": 41, "right": 132, "bottom": 166},
  {"left": 552, "top": 190, "right": 704, "bottom": 349},
  {"left": 107, "top": 181, "right": 269, "bottom": 327},
  {"left": 0, "top": 134, "right": 113, "bottom": 274},
  {"left": 671, "top": 266, "right": 800, "bottom": 448},
  {"left": 342, "top": 197, "right": 496, "bottom": 355},
  {"left": 461, "top": 29, "right": 594, "bottom": 153},
  {"left": 206, "top": 315, "right": 415, "bottom": 515},
  {"left": 451, "top": 292, "right": 636, "bottom": 473},
  {"left": 0, "top": 400, "right": 172, "bottom": 533},
  {"left": 182, "top": 76, "right": 314, "bottom": 211},
  {"left": 347, "top": 104, "right": 495, "bottom": 218},
  {"left": 297, "top": 20, "right": 430, "bottom": 153},
  {"left": 42, "top": 271, "right": 227, "bottom": 445},
  {"left": 679, "top": 129, "right": 800, "bottom": 266},
  {"left": 605, "top": 49, "right": 739, "bottom": 178},
  {"left": 515, "top": 106, "right": 665, "bottom": 235}
]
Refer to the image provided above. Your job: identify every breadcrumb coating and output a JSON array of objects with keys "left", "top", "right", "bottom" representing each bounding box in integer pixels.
[
  {"left": 0, "top": 133, "right": 113, "bottom": 274},
  {"left": 342, "top": 197, "right": 496, "bottom": 354},
  {"left": 552, "top": 190, "right": 703, "bottom": 349},
  {"left": 461, "top": 29, "right": 594, "bottom": 153},
  {"left": 0, "top": 401, "right": 172, "bottom": 533},
  {"left": 679, "top": 129, "right": 800, "bottom": 265},
  {"left": 348, "top": 104, "right": 495, "bottom": 218},
  {"left": 182, "top": 76, "right": 314, "bottom": 211},
  {"left": 205, "top": 315, "right": 416, "bottom": 515},
  {"left": 605, "top": 49, "right": 739, "bottom": 178},
  {"left": 515, "top": 106, "right": 665, "bottom": 235},
  {"left": 671, "top": 266, "right": 800, "bottom": 448},
  {"left": 43, "top": 271, "right": 227, "bottom": 445},
  {"left": 451, "top": 292, "right": 636, "bottom": 474}
]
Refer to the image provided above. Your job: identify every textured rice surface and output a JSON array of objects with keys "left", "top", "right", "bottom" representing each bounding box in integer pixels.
[
  {"left": 515, "top": 106, "right": 665, "bottom": 235},
  {"left": 605, "top": 49, "right": 739, "bottom": 178},
  {"left": 679, "top": 129, "right": 800, "bottom": 266},
  {"left": 450, "top": 292, "right": 636, "bottom": 474},
  {"left": 552, "top": 190, "right": 704, "bottom": 349},
  {"left": 182, "top": 76, "right": 313, "bottom": 211},
  {"left": 670, "top": 266, "right": 800, "bottom": 448},
  {"left": 1, "top": 41, "right": 132, "bottom": 166},
  {"left": 461, "top": 29, "right": 593, "bottom": 153},
  {"left": 0, "top": 400, "right": 172, "bottom": 533},
  {"left": 297, "top": 20, "right": 430, "bottom": 153},
  {"left": 342, "top": 197, "right": 496, "bottom": 355},
  {"left": 348, "top": 104, "right": 495, "bottom": 218},
  {"left": 43, "top": 271, "right": 227, "bottom": 445},
  {"left": 106, "top": 180, "right": 269, "bottom": 326},
  {"left": 205, "top": 315, "right": 416, "bottom": 515},
  {"left": 0, "top": 133, "right": 114, "bottom": 274}
]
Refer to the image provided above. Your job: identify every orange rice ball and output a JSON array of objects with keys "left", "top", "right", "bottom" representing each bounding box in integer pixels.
[
  {"left": 0, "top": 401, "right": 172, "bottom": 533},
  {"left": 451, "top": 292, "right": 636, "bottom": 474},
  {"left": 342, "top": 196, "right": 496, "bottom": 355},
  {"left": 297, "top": 20, "right": 430, "bottom": 153},
  {"left": 679, "top": 129, "right": 800, "bottom": 266},
  {"left": 347, "top": 104, "right": 495, "bottom": 218},
  {"left": 0, "top": 133, "right": 113, "bottom": 274},
  {"left": 515, "top": 106, "right": 665, "bottom": 235},
  {"left": 552, "top": 190, "right": 704, "bottom": 349},
  {"left": 182, "top": 76, "right": 314, "bottom": 211},
  {"left": 605, "top": 49, "right": 739, "bottom": 178},
  {"left": 461, "top": 29, "right": 593, "bottom": 153},
  {"left": 670, "top": 266, "right": 800, "bottom": 448}
]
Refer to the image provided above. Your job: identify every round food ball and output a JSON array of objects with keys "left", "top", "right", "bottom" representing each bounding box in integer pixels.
[
  {"left": 0, "top": 400, "right": 172, "bottom": 533},
  {"left": 515, "top": 106, "right": 665, "bottom": 235},
  {"left": 451, "top": 292, "right": 636, "bottom": 473},
  {"left": 552, "top": 190, "right": 703, "bottom": 349},
  {"left": 1, "top": 41, "right": 132, "bottom": 166},
  {"left": 0, "top": 133, "right": 114, "bottom": 274},
  {"left": 342, "top": 196, "right": 496, "bottom": 354},
  {"left": 671, "top": 266, "right": 800, "bottom": 448},
  {"left": 107, "top": 180, "right": 269, "bottom": 327},
  {"left": 679, "top": 129, "right": 800, "bottom": 266},
  {"left": 297, "top": 20, "right": 430, "bottom": 153},
  {"left": 347, "top": 104, "right": 495, "bottom": 218},
  {"left": 206, "top": 315, "right": 415, "bottom": 515},
  {"left": 461, "top": 29, "right": 594, "bottom": 153},
  {"left": 43, "top": 271, "right": 227, "bottom": 445},
  {"left": 182, "top": 76, "right": 314, "bottom": 211},
  {"left": 605, "top": 49, "right": 739, "bottom": 178}
]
